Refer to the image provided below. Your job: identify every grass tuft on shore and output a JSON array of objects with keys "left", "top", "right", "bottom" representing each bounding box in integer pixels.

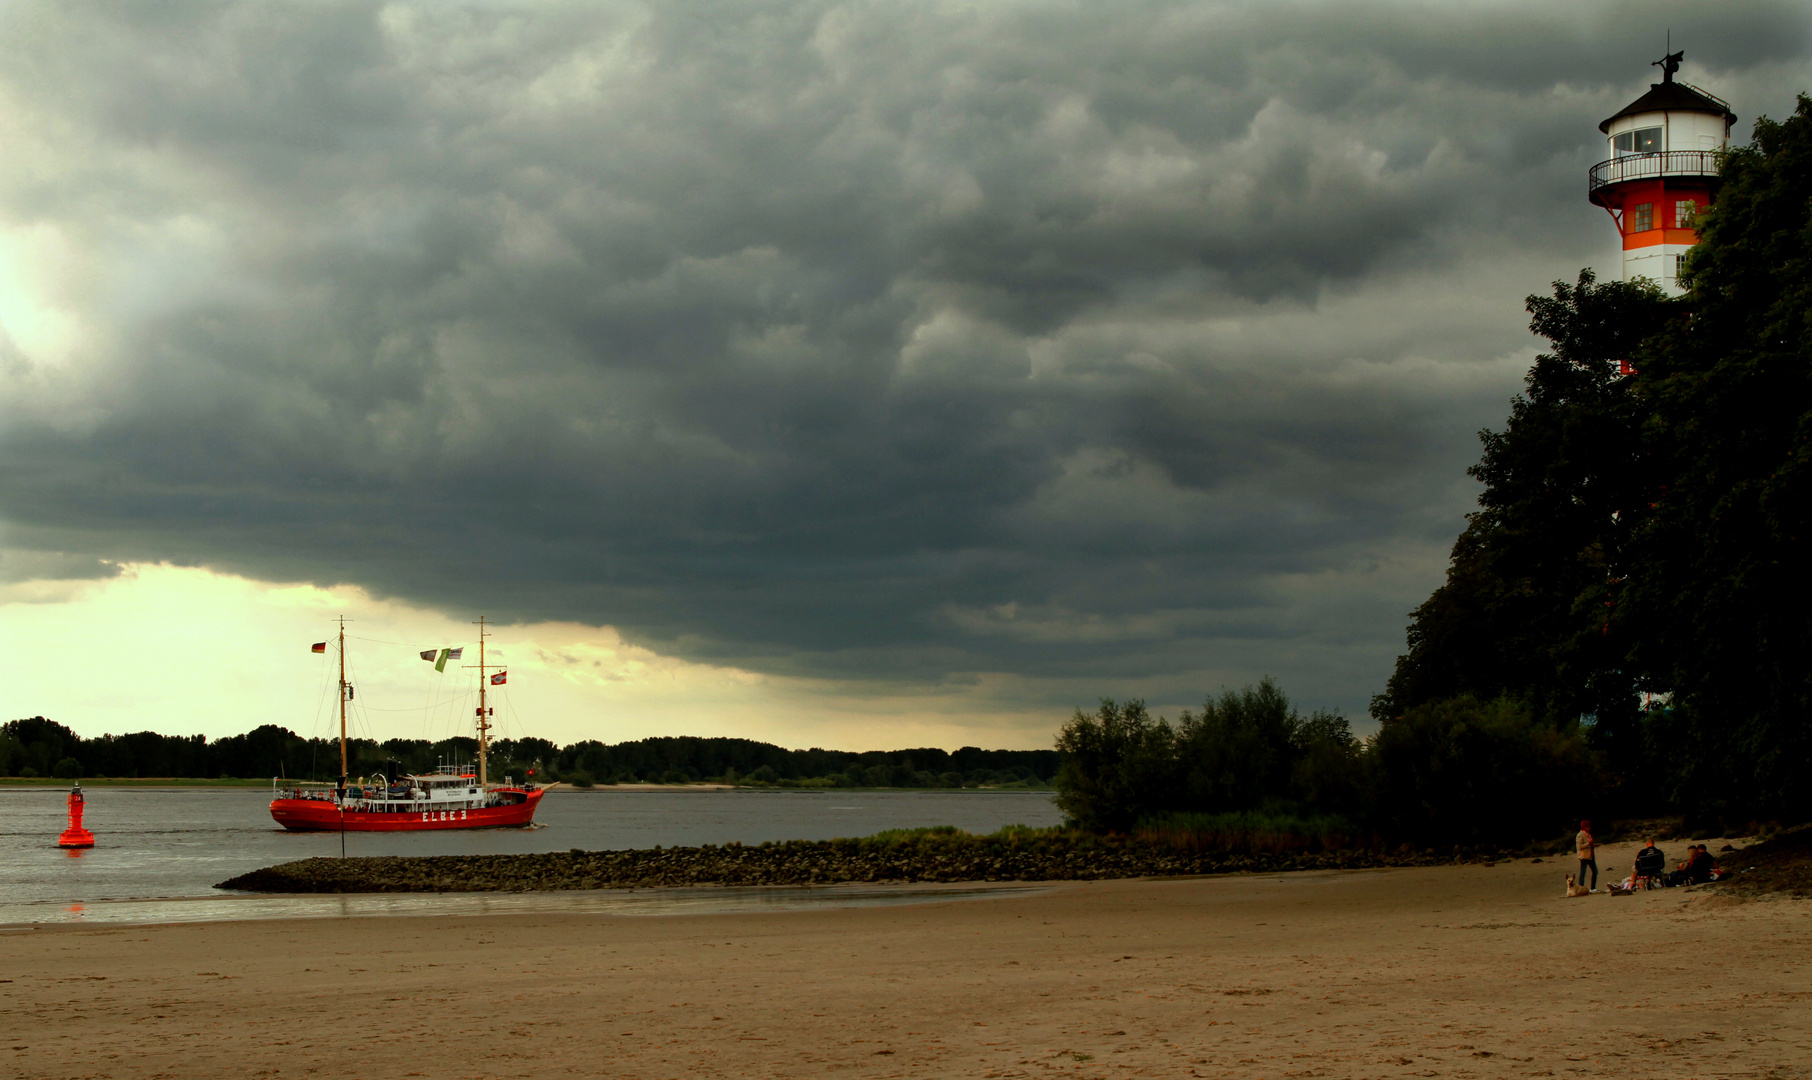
[{"left": 1134, "top": 811, "right": 1367, "bottom": 855}]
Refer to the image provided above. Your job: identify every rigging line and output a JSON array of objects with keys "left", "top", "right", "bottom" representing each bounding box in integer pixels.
[
  {"left": 309, "top": 664, "right": 334, "bottom": 737},
  {"left": 308, "top": 665, "right": 336, "bottom": 782},
  {"left": 346, "top": 633, "right": 475, "bottom": 649},
  {"left": 342, "top": 656, "right": 372, "bottom": 747},
  {"left": 419, "top": 663, "right": 436, "bottom": 744},
  {"left": 356, "top": 698, "right": 477, "bottom": 713},
  {"left": 422, "top": 676, "right": 461, "bottom": 742}
]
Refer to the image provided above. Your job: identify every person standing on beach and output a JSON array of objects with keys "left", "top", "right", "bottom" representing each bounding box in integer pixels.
[{"left": 1575, "top": 820, "right": 1598, "bottom": 892}]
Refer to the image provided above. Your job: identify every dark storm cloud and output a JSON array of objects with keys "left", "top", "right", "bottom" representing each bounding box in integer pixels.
[{"left": 2, "top": 0, "right": 1808, "bottom": 714}]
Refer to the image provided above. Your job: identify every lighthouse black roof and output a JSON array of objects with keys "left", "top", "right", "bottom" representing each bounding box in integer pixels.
[{"left": 1599, "top": 52, "right": 1736, "bottom": 133}]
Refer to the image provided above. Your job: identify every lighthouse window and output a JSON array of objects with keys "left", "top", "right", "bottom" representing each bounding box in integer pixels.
[
  {"left": 1674, "top": 200, "right": 1697, "bottom": 227},
  {"left": 1630, "top": 203, "right": 1654, "bottom": 232},
  {"left": 1614, "top": 127, "right": 1663, "bottom": 154}
]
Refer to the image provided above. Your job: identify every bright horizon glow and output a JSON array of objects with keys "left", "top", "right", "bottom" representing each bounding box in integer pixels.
[{"left": 0, "top": 563, "right": 1064, "bottom": 752}]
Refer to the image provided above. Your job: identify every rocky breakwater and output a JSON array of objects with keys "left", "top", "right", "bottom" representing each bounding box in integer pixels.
[{"left": 217, "top": 830, "right": 1450, "bottom": 893}]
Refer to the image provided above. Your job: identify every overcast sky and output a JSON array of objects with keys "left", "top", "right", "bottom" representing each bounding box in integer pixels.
[{"left": 3, "top": 1, "right": 1809, "bottom": 749}]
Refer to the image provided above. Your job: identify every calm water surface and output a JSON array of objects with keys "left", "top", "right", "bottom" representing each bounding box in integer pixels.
[{"left": 0, "top": 786, "right": 1061, "bottom": 924}]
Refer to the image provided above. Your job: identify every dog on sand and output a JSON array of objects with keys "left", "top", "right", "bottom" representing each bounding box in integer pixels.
[{"left": 1563, "top": 873, "right": 1592, "bottom": 898}]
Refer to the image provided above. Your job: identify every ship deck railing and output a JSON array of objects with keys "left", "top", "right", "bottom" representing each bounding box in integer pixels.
[{"left": 272, "top": 778, "right": 536, "bottom": 803}]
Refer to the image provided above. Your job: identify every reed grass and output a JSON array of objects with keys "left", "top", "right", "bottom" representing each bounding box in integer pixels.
[{"left": 1134, "top": 810, "right": 1374, "bottom": 854}]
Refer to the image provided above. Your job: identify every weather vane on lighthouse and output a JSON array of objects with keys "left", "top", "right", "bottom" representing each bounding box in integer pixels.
[{"left": 1587, "top": 46, "right": 1735, "bottom": 296}]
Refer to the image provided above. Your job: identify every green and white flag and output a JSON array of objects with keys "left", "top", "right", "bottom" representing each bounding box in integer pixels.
[{"left": 422, "top": 646, "right": 464, "bottom": 672}]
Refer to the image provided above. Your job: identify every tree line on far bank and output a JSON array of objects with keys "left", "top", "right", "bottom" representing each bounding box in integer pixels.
[{"left": 0, "top": 716, "right": 1056, "bottom": 791}]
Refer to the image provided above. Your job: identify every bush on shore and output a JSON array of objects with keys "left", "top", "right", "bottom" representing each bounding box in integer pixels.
[
  {"left": 1370, "top": 695, "right": 1598, "bottom": 847},
  {"left": 1054, "top": 682, "right": 1606, "bottom": 850}
]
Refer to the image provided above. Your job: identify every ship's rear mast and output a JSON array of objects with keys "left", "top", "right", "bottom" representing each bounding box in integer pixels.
[{"left": 470, "top": 616, "right": 493, "bottom": 788}]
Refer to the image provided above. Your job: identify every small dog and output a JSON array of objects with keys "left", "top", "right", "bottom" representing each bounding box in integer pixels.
[{"left": 1563, "top": 873, "right": 1592, "bottom": 898}]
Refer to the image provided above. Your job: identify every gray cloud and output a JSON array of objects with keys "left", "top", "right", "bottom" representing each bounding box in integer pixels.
[{"left": 2, "top": 0, "right": 1808, "bottom": 718}]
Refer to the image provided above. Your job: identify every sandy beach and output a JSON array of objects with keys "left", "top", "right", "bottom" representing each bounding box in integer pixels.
[{"left": 3, "top": 839, "right": 1806, "bottom": 1080}]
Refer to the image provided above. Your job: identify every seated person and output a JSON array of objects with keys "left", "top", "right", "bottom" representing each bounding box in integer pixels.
[
  {"left": 1666, "top": 845, "right": 1715, "bottom": 886},
  {"left": 1633, "top": 840, "right": 1666, "bottom": 887},
  {"left": 1688, "top": 845, "right": 1717, "bottom": 884}
]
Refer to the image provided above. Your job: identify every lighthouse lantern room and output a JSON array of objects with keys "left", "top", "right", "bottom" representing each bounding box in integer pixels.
[{"left": 1588, "top": 51, "right": 1735, "bottom": 294}]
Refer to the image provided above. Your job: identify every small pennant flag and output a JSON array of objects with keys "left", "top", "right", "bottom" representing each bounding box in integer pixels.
[
  {"left": 491, "top": 670, "right": 507, "bottom": 685},
  {"left": 447, "top": 647, "right": 464, "bottom": 660},
  {"left": 311, "top": 642, "right": 327, "bottom": 653},
  {"left": 434, "top": 648, "right": 450, "bottom": 673},
  {"left": 419, "top": 649, "right": 437, "bottom": 662}
]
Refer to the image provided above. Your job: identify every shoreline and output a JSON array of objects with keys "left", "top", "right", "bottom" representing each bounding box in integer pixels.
[
  {"left": 557, "top": 782, "right": 1051, "bottom": 793},
  {"left": 0, "top": 777, "right": 275, "bottom": 788},
  {"left": 0, "top": 778, "right": 1051, "bottom": 792},
  {"left": 2, "top": 880, "right": 1050, "bottom": 930}
]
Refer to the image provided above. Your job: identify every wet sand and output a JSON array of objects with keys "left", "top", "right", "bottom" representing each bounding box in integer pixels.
[{"left": 2, "top": 839, "right": 1806, "bottom": 1079}]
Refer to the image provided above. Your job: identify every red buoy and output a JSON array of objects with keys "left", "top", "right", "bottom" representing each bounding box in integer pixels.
[{"left": 57, "top": 783, "right": 94, "bottom": 849}]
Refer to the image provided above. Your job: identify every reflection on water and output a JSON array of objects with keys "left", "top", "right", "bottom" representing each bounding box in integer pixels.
[
  {"left": 2, "top": 882, "right": 1044, "bottom": 926},
  {"left": 0, "top": 786, "right": 1062, "bottom": 921}
]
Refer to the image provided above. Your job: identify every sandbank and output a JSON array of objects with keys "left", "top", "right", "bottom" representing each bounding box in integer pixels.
[{"left": 2, "top": 839, "right": 1805, "bottom": 1079}]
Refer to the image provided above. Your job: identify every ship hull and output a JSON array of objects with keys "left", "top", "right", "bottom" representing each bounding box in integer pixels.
[{"left": 270, "top": 789, "right": 544, "bottom": 832}]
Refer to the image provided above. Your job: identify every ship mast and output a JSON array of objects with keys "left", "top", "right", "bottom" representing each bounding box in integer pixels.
[
  {"left": 337, "top": 616, "right": 348, "bottom": 798},
  {"left": 473, "top": 616, "right": 491, "bottom": 788}
]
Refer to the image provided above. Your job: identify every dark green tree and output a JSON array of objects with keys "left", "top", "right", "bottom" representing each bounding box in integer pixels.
[
  {"left": 1374, "top": 271, "right": 1673, "bottom": 780},
  {"left": 1622, "top": 95, "right": 1812, "bottom": 824},
  {"left": 1053, "top": 682, "right": 1363, "bottom": 832},
  {"left": 1289, "top": 710, "right": 1365, "bottom": 816},
  {"left": 1174, "top": 679, "right": 1299, "bottom": 811},
  {"left": 1052, "top": 699, "right": 1177, "bottom": 832},
  {"left": 3, "top": 717, "right": 83, "bottom": 778},
  {"left": 1369, "top": 695, "right": 1598, "bottom": 847},
  {"left": 1173, "top": 678, "right": 1358, "bottom": 815}
]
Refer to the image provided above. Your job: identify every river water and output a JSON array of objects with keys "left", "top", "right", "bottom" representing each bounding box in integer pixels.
[{"left": 0, "top": 786, "right": 1062, "bottom": 925}]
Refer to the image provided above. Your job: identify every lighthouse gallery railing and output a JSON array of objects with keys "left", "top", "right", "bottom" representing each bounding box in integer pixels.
[{"left": 1589, "top": 150, "right": 1722, "bottom": 193}]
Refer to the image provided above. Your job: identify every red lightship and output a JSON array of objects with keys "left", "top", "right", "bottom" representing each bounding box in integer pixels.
[{"left": 270, "top": 617, "right": 544, "bottom": 832}]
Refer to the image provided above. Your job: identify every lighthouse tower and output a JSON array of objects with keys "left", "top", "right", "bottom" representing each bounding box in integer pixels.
[{"left": 1588, "top": 51, "right": 1735, "bottom": 295}]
